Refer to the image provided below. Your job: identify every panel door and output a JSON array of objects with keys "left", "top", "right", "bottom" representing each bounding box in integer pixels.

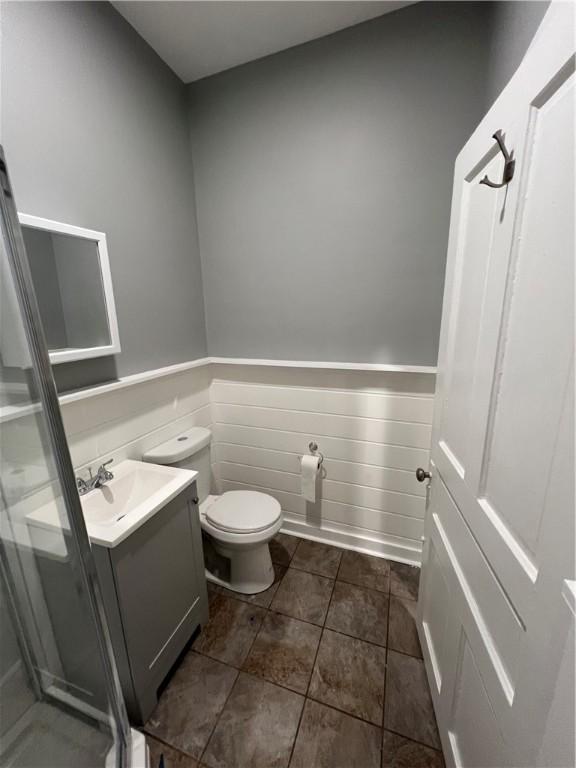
[{"left": 418, "top": 4, "right": 575, "bottom": 766}]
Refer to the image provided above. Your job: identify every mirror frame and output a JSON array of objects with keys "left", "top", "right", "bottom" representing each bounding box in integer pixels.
[{"left": 18, "top": 213, "right": 121, "bottom": 364}]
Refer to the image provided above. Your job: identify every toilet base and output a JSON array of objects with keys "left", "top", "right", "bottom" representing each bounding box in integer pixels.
[{"left": 206, "top": 539, "right": 275, "bottom": 595}]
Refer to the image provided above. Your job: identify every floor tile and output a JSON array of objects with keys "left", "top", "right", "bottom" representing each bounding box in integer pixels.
[
  {"left": 290, "top": 699, "right": 381, "bottom": 768},
  {"left": 308, "top": 629, "right": 386, "bottom": 725},
  {"left": 390, "top": 562, "right": 420, "bottom": 601},
  {"left": 146, "top": 736, "right": 198, "bottom": 768},
  {"left": 209, "top": 563, "right": 286, "bottom": 608},
  {"left": 382, "top": 730, "right": 445, "bottom": 768},
  {"left": 270, "top": 568, "right": 334, "bottom": 625},
  {"left": 144, "top": 652, "right": 237, "bottom": 760},
  {"left": 384, "top": 651, "right": 441, "bottom": 749},
  {"left": 243, "top": 611, "right": 321, "bottom": 693},
  {"left": 206, "top": 582, "right": 221, "bottom": 608},
  {"left": 202, "top": 672, "right": 304, "bottom": 768},
  {"left": 193, "top": 594, "right": 265, "bottom": 667},
  {"left": 337, "top": 550, "right": 390, "bottom": 592},
  {"left": 269, "top": 533, "right": 299, "bottom": 566},
  {"left": 388, "top": 596, "right": 422, "bottom": 657},
  {"left": 290, "top": 539, "right": 342, "bottom": 578},
  {"left": 325, "top": 580, "right": 389, "bottom": 646}
]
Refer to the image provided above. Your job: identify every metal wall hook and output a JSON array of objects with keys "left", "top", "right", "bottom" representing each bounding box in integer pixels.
[{"left": 480, "top": 130, "right": 515, "bottom": 188}]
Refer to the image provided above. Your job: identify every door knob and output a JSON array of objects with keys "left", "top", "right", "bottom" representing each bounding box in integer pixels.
[{"left": 416, "top": 467, "right": 431, "bottom": 483}]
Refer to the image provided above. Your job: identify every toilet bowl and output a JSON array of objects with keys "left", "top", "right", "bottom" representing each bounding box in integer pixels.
[
  {"left": 142, "top": 427, "right": 283, "bottom": 594},
  {"left": 200, "top": 491, "right": 282, "bottom": 593}
]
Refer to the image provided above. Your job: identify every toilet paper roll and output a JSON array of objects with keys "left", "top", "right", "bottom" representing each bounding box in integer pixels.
[{"left": 301, "top": 454, "right": 320, "bottom": 502}]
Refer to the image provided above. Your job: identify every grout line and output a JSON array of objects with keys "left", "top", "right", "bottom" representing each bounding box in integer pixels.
[
  {"left": 190, "top": 639, "right": 426, "bottom": 742},
  {"left": 286, "top": 550, "right": 342, "bottom": 766},
  {"left": 215, "top": 562, "right": 420, "bottom": 655},
  {"left": 196, "top": 670, "right": 239, "bottom": 762},
  {"left": 383, "top": 570, "right": 392, "bottom": 732},
  {"left": 141, "top": 732, "right": 199, "bottom": 763},
  {"left": 193, "top": 596, "right": 261, "bottom": 764},
  {"left": 193, "top": 544, "right": 424, "bottom": 763},
  {"left": 287, "top": 562, "right": 341, "bottom": 580},
  {"left": 382, "top": 726, "right": 445, "bottom": 755},
  {"left": 192, "top": 637, "right": 433, "bottom": 753},
  {"left": 303, "top": 691, "right": 385, "bottom": 731},
  {"left": 146, "top": 543, "right": 429, "bottom": 765},
  {"left": 198, "top": 678, "right": 239, "bottom": 767},
  {"left": 208, "top": 579, "right": 423, "bottom": 659},
  {"left": 286, "top": 682, "right": 307, "bottom": 766}
]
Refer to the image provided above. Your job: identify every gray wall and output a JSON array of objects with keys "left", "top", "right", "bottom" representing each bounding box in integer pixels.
[
  {"left": 485, "top": 1, "right": 549, "bottom": 109},
  {"left": 2, "top": 1, "right": 551, "bottom": 384},
  {"left": 1, "top": 1, "right": 207, "bottom": 392},
  {"left": 187, "top": 2, "right": 494, "bottom": 366}
]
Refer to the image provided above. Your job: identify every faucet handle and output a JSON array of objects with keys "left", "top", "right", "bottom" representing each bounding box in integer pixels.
[
  {"left": 76, "top": 476, "right": 89, "bottom": 495},
  {"left": 98, "top": 459, "right": 114, "bottom": 481}
]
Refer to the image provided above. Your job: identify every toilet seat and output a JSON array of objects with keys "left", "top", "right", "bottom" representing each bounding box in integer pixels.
[{"left": 206, "top": 490, "right": 281, "bottom": 534}]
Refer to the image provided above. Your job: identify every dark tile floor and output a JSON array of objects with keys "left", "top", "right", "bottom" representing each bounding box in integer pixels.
[{"left": 143, "top": 536, "right": 444, "bottom": 768}]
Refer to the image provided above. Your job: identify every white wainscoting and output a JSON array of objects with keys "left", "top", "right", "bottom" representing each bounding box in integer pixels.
[
  {"left": 61, "top": 364, "right": 212, "bottom": 474},
  {"left": 5, "top": 360, "right": 434, "bottom": 564},
  {"left": 210, "top": 364, "right": 435, "bottom": 564}
]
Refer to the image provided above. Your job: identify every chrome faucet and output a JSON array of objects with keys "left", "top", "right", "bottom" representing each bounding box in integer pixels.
[{"left": 76, "top": 460, "right": 114, "bottom": 496}]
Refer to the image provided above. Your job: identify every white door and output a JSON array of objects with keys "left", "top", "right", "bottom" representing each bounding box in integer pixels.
[{"left": 417, "top": 3, "right": 575, "bottom": 767}]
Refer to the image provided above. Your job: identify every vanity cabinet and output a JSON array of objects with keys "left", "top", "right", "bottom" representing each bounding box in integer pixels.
[{"left": 93, "top": 482, "right": 208, "bottom": 724}]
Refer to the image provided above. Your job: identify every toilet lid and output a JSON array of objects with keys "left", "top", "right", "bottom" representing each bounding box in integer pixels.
[{"left": 206, "top": 491, "right": 281, "bottom": 534}]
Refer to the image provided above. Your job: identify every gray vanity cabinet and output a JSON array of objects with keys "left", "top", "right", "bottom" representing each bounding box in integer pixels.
[{"left": 93, "top": 482, "right": 208, "bottom": 724}]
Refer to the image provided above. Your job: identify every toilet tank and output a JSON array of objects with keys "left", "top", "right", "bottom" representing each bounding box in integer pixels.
[{"left": 142, "top": 427, "right": 212, "bottom": 503}]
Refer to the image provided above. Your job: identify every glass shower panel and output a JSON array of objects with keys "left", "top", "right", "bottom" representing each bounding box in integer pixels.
[{"left": 0, "top": 149, "right": 130, "bottom": 767}]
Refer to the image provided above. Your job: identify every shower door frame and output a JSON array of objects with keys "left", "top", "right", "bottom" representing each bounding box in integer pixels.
[{"left": 0, "top": 145, "right": 131, "bottom": 767}]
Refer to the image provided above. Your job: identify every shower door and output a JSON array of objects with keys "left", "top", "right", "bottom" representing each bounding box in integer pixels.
[{"left": 0, "top": 147, "right": 132, "bottom": 767}]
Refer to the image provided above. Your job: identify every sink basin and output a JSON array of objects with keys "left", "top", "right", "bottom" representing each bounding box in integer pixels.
[{"left": 26, "top": 459, "right": 197, "bottom": 548}]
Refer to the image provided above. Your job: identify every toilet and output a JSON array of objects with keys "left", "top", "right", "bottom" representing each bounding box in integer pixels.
[{"left": 142, "top": 427, "right": 282, "bottom": 594}]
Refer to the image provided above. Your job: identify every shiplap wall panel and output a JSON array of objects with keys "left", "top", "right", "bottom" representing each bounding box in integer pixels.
[
  {"left": 211, "top": 381, "right": 434, "bottom": 423},
  {"left": 212, "top": 404, "right": 431, "bottom": 449},
  {"left": 62, "top": 366, "right": 212, "bottom": 437},
  {"left": 217, "top": 460, "right": 424, "bottom": 517},
  {"left": 48, "top": 362, "right": 433, "bottom": 563},
  {"left": 218, "top": 479, "right": 424, "bottom": 541},
  {"left": 63, "top": 367, "right": 212, "bottom": 472},
  {"left": 211, "top": 366, "right": 435, "bottom": 563},
  {"left": 214, "top": 424, "right": 429, "bottom": 470},
  {"left": 214, "top": 445, "right": 425, "bottom": 497}
]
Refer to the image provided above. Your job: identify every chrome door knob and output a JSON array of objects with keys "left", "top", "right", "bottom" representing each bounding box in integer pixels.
[{"left": 416, "top": 467, "right": 431, "bottom": 483}]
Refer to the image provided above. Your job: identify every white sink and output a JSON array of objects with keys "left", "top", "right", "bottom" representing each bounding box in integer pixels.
[{"left": 26, "top": 459, "right": 197, "bottom": 548}]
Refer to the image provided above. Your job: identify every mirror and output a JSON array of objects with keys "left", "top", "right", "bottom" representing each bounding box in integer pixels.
[{"left": 18, "top": 214, "right": 120, "bottom": 364}]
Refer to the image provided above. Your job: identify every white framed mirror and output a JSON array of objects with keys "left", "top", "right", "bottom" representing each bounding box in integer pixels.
[{"left": 18, "top": 213, "right": 121, "bottom": 364}]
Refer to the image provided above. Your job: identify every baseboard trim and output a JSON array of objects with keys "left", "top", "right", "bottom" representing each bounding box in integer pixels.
[{"left": 281, "top": 513, "right": 422, "bottom": 567}]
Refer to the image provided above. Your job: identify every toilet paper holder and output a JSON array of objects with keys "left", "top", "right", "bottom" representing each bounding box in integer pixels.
[{"left": 305, "top": 441, "right": 324, "bottom": 467}]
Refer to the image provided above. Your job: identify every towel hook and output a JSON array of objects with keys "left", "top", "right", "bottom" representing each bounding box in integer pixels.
[{"left": 480, "top": 130, "right": 515, "bottom": 189}]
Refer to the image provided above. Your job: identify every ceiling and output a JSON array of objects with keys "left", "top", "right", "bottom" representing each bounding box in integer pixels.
[{"left": 112, "top": 1, "right": 416, "bottom": 83}]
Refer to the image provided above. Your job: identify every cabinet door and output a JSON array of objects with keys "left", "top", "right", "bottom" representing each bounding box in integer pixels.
[{"left": 112, "top": 493, "right": 202, "bottom": 694}]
